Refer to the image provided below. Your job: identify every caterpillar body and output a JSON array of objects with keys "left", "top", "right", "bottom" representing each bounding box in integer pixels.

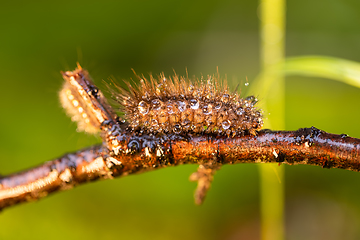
[{"left": 113, "top": 73, "right": 263, "bottom": 136}]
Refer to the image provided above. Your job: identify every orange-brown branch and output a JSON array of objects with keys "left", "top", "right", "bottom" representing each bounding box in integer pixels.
[{"left": 1, "top": 127, "right": 359, "bottom": 211}]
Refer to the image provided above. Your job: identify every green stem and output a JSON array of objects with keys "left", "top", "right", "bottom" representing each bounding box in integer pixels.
[{"left": 259, "top": 0, "right": 286, "bottom": 239}]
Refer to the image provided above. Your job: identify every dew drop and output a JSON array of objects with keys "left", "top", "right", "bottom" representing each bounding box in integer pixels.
[
  {"left": 151, "top": 99, "right": 162, "bottom": 110},
  {"left": 173, "top": 124, "right": 182, "bottom": 134},
  {"left": 221, "top": 94, "right": 230, "bottom": 103},
  {"left": 214, "top": 102, "right": 222, "bottom": 110},
  {"left": 245, "top": 96, "right": 254, "bottom": 101},
  {"left": 245, "top": 96, "right": 258, "bottom": 104},
  {"left": 202, "top": 104, "right": 213, "bottom": 115},
  {"left": 222, "top": 120, "right": 231, "bottom": 130},
  {"left": 190, "top": 99, "right": 199, "bottom": 109},
  {"left": 138, "top": 101, "right": 149, "bottom": 115},
  {"left": 177, "top": 101, "right": 186, "bottom": 112},
  {"left": 167, "top": 104, "right": 174, "bottom": 114},
  {"left": 151, "top": 119, "right": 158, "bottom": 127},
  {"left": 236, "top": 107, "right": 245, "bottom": 116},
  {"left": 245, "top": 82, "right": 249, "bottom": 87}
]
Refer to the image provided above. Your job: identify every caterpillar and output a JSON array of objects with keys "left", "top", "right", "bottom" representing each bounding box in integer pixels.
[
  {"left": 113, "top": 73, "right": 263, "bottom": 136},
  {"left": 60, "top": 65, "right": 263, "bottom": 139}
]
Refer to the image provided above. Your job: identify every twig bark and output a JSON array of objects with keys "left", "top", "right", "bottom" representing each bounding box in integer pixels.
[{"left": 1, "top": 126, "right": 359, "bottom": 211}]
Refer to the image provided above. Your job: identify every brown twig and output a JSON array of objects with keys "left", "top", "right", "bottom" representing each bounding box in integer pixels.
[{"left": 1, "top": 126, "right": 360, "bottom": 211}]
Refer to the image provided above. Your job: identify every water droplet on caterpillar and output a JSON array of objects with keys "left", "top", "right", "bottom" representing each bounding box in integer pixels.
[
  {"left": 245, "top": 96, "right": 258, "bottom": 105},
  {"left": 222, "top": 120, "right": 231, "bottom": 130},
  {"left": 245, "top": 95, "right": 254, "bottom": 101},
  {"left": 214, "top": 102, "right": 222, "bottom": 110},
  {"left": 177, "top": 101, "right": 186, "bottom": 112},
  {"left": 255, "top": 111, "right": 262, "bottom": 117},
  {"left": 167, "top": 104, "right": 174, "bottom": 114},
  {"left": 173, "top": 124, "right": 182, "bottom": 134},
  {"left": 236, "top": 107, "right": 245, "bottom": 115},
  {"left": 151, "top": 99, "right": 162, "bottom": 110},
  {"left": 202, "top": 104, "right": 213, "bottom": 115},
  {"left": 190, "top": 99, "right": 199, "bottom": 109},
  {"left": 221, "top": 94, "right": 230, "bottom": 103},
  {"left": 151, "top": 119, "right": 158, "bottom": 127},
  {"left": 144, "top": 120, "right": 150, "bottom": 127},
  {"left": 138, "top": 101, "right": 149, "bottom": 115}
]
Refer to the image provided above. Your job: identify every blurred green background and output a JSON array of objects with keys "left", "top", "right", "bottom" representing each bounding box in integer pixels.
[{"left": 1, "top": 0, "right": 360, "bottom": 239}]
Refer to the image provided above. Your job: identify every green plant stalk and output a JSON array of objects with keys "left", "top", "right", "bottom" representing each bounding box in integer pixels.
[
  {"left": 259, "top": 0, "right": 286, "bottom": 239},
  {"left": 280, "top": 56, "right": 360, "bottom": 87},
  {"left": 251, "top": 56, "right": 360, "bottom": 102}
]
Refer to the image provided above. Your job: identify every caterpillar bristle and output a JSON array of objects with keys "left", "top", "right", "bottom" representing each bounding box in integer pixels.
[{"left": 112, "top": 72, "right": 263, "bottom": 136}]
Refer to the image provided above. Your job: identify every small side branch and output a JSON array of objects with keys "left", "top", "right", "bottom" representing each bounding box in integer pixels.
[
  {"left": 1, "top": 127, "right": 360, "bottom": 211},
  {"left": 189, "top": 164, "right": 220, "bottom": 205}
]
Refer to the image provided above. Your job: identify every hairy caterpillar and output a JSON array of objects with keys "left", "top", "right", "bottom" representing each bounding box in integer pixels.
[
  {"left": 113, "top": 73, "right": 263, "bottom": 136},
  {"left": 60, "top": 65, "right": 263, "bottom": 138}
]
